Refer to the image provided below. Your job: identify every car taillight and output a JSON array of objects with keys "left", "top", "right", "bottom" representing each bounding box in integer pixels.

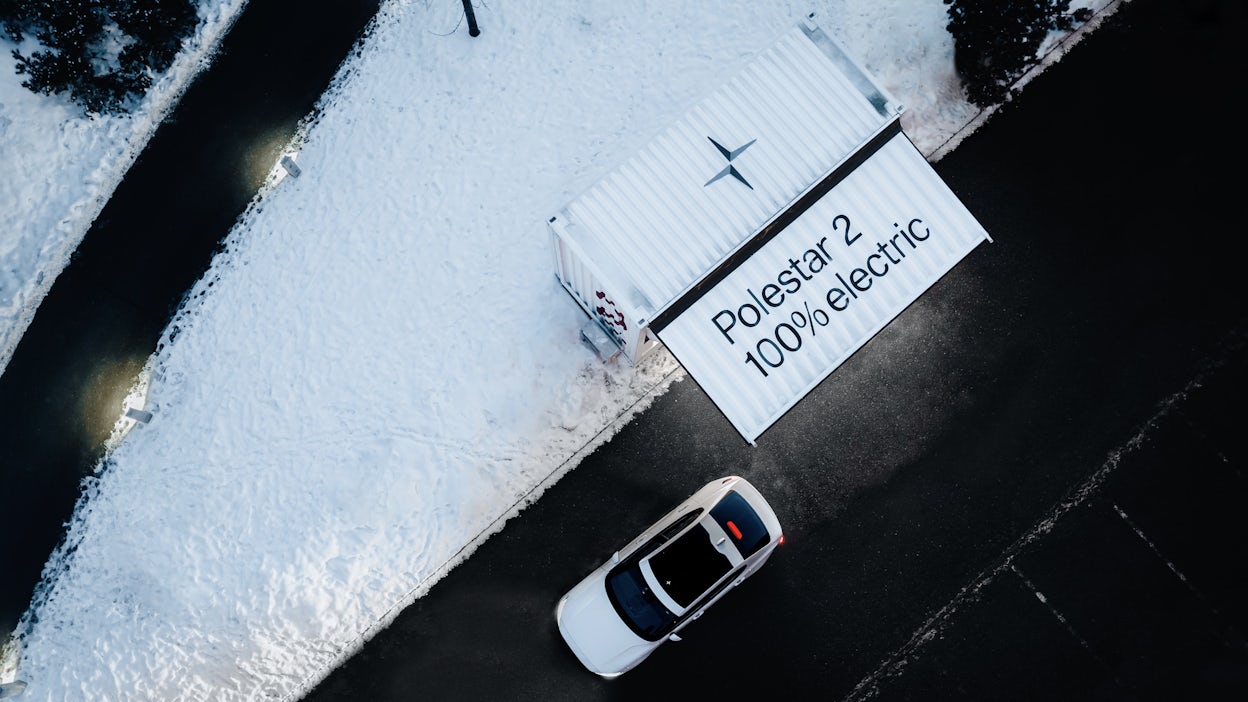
[{"left": 778, "top": 534, "right": 785, "bottom": 545}]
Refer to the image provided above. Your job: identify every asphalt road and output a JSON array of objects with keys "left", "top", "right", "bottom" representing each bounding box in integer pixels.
[{"left": 300, "top": 1, "right": 1247, "bottom": 700}]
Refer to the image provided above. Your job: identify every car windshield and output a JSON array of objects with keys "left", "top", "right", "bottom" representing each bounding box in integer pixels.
[
  {"left": 709, "top": 490, "right": 770, "bottom": 557},
  {"left": 646, "top": 524, "right": 732, "bottom": 608},
  {"left": 605, "top": 562, "right": 676, "bottom": 641}
]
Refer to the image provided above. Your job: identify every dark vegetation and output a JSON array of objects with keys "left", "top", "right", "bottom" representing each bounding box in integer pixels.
[
  {"left": 945, "top": 0, "right": 1093, "bottom": 107},
  {"left": 0, "top": 0, "right": 199, "bottom": 115}
]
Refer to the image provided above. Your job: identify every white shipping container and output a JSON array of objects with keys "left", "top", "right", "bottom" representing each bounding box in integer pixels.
[{"left": 550, "top": 16, "right": 991, "bottom": 443}]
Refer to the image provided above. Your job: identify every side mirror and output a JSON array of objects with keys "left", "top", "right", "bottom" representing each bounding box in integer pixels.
[
  {"left": 610, "top": 551, "right": 620, "bottom": 565},
  {"left": 668, "top": 633, "right": 682, "bottom": 642}
]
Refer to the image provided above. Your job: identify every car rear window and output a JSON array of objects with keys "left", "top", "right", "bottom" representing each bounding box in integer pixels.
[{"left": 710, "top": 490, "right": 770, "bottom": 557}]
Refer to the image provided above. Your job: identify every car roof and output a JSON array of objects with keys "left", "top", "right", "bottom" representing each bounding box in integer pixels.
[
  {"left": 640, "top": 487, "right": 773, "bottom": 611},
  {"left": 644, "top": 520, "right": 735, "bottom": 609}
]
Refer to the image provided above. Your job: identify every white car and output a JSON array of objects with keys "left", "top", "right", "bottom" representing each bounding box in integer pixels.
[{"left": 556, "top": 475, "right": 784, "bottom": 678}]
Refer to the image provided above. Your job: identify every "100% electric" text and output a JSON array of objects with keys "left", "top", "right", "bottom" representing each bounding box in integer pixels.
[{"left": 709, "top": 214, "right": 934, "bottom": 378}]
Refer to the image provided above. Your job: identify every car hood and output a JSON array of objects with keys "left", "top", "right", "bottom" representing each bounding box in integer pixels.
[{"left": 557, "top": 570, "right": 654, "bottom": 677}]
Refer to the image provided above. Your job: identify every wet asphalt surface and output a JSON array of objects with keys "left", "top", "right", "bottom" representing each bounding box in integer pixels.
[
  {"left": 1, "top": 0, "right": 1244, "bottom": 699},
  {"left": 300, "top": 1, "right": 1247, "bottom": 700}
]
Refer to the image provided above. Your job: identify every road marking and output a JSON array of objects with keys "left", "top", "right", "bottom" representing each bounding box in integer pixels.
[
  {"left": 1009, "top": 563, "right": 1135, "bottom": 696},
  {"left": 841, "top": 379, "right": 1195, "bottom": 701},
  {"left": 1111, "top": 503, "right": 1248, "bottom": 654},
  {"left": 841, "top": 327, "right": 1248, "bottom": 700}
]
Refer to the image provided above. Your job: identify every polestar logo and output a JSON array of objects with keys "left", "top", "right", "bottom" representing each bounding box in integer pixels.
[{"left": 704, "top": 136, "right": 757, "bottom": 190}]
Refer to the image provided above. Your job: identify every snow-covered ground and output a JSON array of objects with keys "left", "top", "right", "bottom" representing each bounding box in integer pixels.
[{"left": 0, "top": 0, "right": 1123, "bottom": 699}]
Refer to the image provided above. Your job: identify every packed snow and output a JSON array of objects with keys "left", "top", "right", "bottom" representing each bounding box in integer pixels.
[{"left": 0, "top": 0, "right": 1122, "bottom": 698}]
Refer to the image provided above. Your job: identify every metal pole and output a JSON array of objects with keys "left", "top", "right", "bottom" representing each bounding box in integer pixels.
[{"left": 462, "top": 0, "right": 480, "bottom": 37}]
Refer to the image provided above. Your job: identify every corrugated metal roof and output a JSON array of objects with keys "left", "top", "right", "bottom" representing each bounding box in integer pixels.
[
  {"left": 554, "top": 21, "right": 900, "bottom": 324},
  {"left": 655, "top": 132, "right": 991, "bottom": 443}
]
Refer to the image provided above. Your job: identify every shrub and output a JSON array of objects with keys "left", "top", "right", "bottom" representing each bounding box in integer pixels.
[
  {"left": 945, "top": 0, "right": 1093, "bottom": 107},
  {"left": 0, "top": 0, "right": 199, "bottom": 116}
]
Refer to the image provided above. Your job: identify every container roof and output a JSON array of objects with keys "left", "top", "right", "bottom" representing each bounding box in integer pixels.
[{"left": 552, "top": 19, "right": 901, "bottom": 324}]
